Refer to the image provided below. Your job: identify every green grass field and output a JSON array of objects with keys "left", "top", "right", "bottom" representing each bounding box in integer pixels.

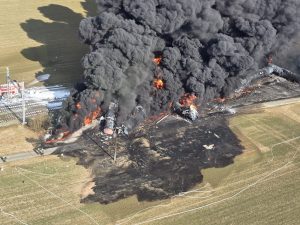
[{"left": 1, "top": 103, "right": 300, "bottom": 225}]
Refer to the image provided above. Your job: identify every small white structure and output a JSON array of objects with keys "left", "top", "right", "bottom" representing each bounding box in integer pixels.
[
  {"left": 36, "top": 74, "right": 50, "bottom": 82},
  {"left": 203, "top": 144, "right": 215, "bottom": 150}
]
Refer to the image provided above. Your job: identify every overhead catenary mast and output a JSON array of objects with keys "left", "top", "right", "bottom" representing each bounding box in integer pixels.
[{"left": 4, "top": 67, "right": 26, "bottom": 124}]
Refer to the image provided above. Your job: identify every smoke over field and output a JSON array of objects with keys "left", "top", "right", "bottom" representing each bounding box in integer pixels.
[{"left": 58, "top": 0, "right": 300, "bottom": 132}]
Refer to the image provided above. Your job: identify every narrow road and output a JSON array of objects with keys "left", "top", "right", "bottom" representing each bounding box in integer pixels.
[
  {"left": 0, "top": 144, "right": 80, "bottom": 164},
  {"left": 0, "top": 147, "right": 57, "bottom": 164}
]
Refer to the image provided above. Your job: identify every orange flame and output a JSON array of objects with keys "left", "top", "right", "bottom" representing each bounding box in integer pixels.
[
  {"left": 46, "top": 107, "right": 102, "bottom": 144},
  {"left": 268, "top": 55, "right": 273, "bottom": 65},
  {"left": 62, "top": 131, "right": 71, "bottom": 138},
  {"left": 83, "top": 107, "right": 102, "bottom": 126},
  {"left": 179, "top": 93, "right": 197, "bottom": 107},
  {"left": 153, "top": 79, "right": 164, "bottom": 89},
  {"left": 92, "top": 107, "right": 101, "bottom": 120},
  {"left": 213, "top": 97, "right": 226, "bottom": 103},
  {"left": 84, "top": 116, "right": 92, "bottom": 125},
  {"left": 152, "top": 57, "right": 162, "bottom": 65},
  {"left": 76, "top": 102, "right": 82, "bottom": 109},
  {"left": 45, "top": 131, "right": 71, "bottom": 144}
]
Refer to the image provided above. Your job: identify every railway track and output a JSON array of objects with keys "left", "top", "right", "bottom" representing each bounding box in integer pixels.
[{"left": 0, "top": 101, "right": 57, "bottom": 127}]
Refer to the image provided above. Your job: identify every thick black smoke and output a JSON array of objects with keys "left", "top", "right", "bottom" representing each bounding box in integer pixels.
[{"left": 60, "top": 0, "right": 300, "bottom": 131}]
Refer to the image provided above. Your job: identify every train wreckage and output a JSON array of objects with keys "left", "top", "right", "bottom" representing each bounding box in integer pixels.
[
  {"left": 44, "top": 57, "right": 299, "bottom": 143},
  {"left": 96, "top": 61, "right": 300, "bottom": 137},
  {"left": 1, "top": 0, "right": 300, "bottom": 207}
]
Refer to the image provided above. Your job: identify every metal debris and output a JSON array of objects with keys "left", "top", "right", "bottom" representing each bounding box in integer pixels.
[
  {"left": 203, "top": 144, "right": 215, "bottom": 150},
  {"left": 156, "top": 114, "right": 169, "bottom": 125},
  {"left": 214, "top": 133, "right": 220, "bottom": 138}
]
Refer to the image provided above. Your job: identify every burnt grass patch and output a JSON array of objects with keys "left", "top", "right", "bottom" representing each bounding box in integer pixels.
[
  {"left": 61, "top": 114, "right": 243, "bottom": 204},
  {"left": 49, "top": 77, "right": 300, "bottom": 204}
]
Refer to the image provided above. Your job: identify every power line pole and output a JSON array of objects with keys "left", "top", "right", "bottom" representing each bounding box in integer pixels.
[
  {"left": 113, "top": 133, "right": 117, "bottom": 163},
  {"left": 113, "top": 147, "right": 117, "bottom": 163}
]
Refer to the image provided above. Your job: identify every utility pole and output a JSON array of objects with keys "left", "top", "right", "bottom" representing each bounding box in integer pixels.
[
  {"left": 113, "top": 133, "right": 117, "bottom": 163},
  {"left": 113, "top": 148, "right": 117, "bottom": 163},
  {"left": 21, "top": 83, "right": 26, "bottom": 125}
]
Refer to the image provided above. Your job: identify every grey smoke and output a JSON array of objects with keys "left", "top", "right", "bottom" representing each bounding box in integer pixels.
[{"left": 59, "top": 0, "right": 300, "bottom": 131}]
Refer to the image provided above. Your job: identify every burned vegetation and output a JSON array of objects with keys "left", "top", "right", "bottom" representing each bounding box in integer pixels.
[
  {"left": 60, "top": 115, "right": 242, "bottom": 204},
  {"left": 46, "top": 0, "right": 300, "bottom": 204},
  {"left": 56, "top": 71, "right": 300, "bottom": 204}
]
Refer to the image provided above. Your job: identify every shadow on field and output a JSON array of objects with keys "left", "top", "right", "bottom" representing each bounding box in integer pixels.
[{"left": 20, "top": 0, "right": 97, "bottom": 86}]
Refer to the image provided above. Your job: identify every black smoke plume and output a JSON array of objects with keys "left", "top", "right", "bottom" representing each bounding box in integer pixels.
[{"left": 58, "top": 0, "right": 300, "bottom": 132}]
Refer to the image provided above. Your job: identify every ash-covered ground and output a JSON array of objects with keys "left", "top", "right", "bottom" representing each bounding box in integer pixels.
[
  {"left": 54, "top": 75, "right": 300, "bottom": 204},
  {"left": 228, "top": 75, "right": 300, "bottom": 107},
  {"left": 205, "top": 75, "right": 300, "bottom": 112},
  {"left": 63, "top": 115, "right": 242, "bottom": 204}
]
